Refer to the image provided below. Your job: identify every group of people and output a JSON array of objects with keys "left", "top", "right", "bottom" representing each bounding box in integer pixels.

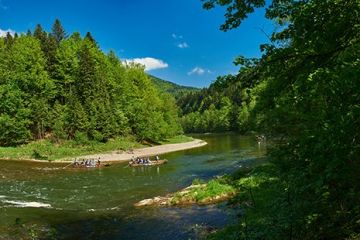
[
  {"left": 73, "top": 158, "right": 101, "bottom": 167},
  {"left": 130, "top": 155, "right": 160, "bottom": 165}
]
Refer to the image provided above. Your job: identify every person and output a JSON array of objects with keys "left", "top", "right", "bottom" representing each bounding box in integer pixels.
[
  {"left": 155, "top": 155, "right": 159, "bottom": 161},
  {"left": 97, "top": 158, "right": 101, "bottom": 167}
]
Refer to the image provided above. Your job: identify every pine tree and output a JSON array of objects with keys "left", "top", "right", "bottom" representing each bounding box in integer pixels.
[
  {"left": 4, "top": 32, "right": 13, "bottom": 45},
  {"left": 51, "top": 19, "right": 67, "bottom": 44},
  {"left": 85, "top": 32, "right": 97, "bottom": 46},
  {"left": 33, "top": 24, "right": 46, "bottom": 41}
]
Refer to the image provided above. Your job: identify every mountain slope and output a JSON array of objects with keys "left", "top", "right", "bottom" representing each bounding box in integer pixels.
[{"left": 149, "top": 75, "right": 199, "bottom": 99}]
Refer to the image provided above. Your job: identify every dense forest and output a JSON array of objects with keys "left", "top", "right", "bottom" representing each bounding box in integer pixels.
[
  {"left": 180, "top": 0, "right": 360, "bottom": 239},
  {"left": 178, "top": 74, "right": 242, "bottom": 133},
  {"left": 0, "top": 20, "right": 182, "bottom": 147},
  {"left": 149, "top": 75, "right": 198, "bottom": 100}
]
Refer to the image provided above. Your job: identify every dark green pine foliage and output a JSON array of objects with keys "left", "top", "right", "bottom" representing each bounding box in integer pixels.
[
  {"left": 177, "top": 74, "right": 241, "bottom": 133},
  {"left": 51, "top": 19, "right": 67, "bottom": 44},
  {"left": 0, "top": 20, "right": 182, "bottom": 146},
  {"left": 85, "top": 32, "right": 97, "bottom": 45}
]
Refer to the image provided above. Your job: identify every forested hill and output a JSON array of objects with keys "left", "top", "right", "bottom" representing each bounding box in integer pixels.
[
  {"left": 177, "top": 74, "right": 242, "bottom": 133},
  {"left": 149, "top": 75, "right": 198, "bottom": 99},
  {"left": 0, "top": 19, "right": 182, "bottom": 147}
]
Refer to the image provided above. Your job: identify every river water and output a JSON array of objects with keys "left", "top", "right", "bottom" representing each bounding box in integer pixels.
[{"left": 0, "top": 133, "right": 266, "bottom": 239}]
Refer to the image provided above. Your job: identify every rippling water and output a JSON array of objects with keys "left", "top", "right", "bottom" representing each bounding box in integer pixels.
[{"left": 0, "top": 133, "right": 266, "bottom": 239}]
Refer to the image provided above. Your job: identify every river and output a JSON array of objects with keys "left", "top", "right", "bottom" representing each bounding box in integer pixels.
[{"left": 0, "top": 133, "right": 266, "bottom": 239}]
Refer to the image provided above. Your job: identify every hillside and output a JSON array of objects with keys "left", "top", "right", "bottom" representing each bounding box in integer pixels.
[
  {"left": 149, "top": 75, "right": 199, "bottom": 99},
  {"left": 0, "top": 20, "right": 182, "bottom": 146}
]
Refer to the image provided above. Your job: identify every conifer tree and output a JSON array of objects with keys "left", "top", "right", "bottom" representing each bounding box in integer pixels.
[
  {"left": 33, "top": 24, "right": 46, "bottom": 41},
  {"left": 51, "top": 19, "right": 67, "bottom": 44},
  {"left": 85, "top": 32, "right": 97, "bottom": 46}
]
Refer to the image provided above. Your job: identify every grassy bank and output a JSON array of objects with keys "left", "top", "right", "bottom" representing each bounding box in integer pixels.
[
  {"left": 170, "top": 178, "right": 236, "bottom": 205},
  {"left": 0, "top": 135, "right": 193, "bottom": 161},
  {"left": 158, "top": 135, "right": 194, "bottom": 144},
  {"left": 206, "top": 164, "right": 283, "bottom": 240},
  {"left": 134, "top": 177, "right": 236, "bottom": 207}
]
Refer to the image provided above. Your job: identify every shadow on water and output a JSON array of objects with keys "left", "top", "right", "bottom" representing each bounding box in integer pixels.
[{"left": 0, "top": 133, "right": 266, "bottom": 239}]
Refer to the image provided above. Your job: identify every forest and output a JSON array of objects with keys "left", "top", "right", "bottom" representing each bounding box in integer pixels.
[
  {"left": 0, "top": 0, "right": 359, "bottom": 238},
  {"left": 0, "top": 20, "right": 182, "bottom": 147},
  {"left": 178, "top": 0, "right": 360, "bottom": 239}
]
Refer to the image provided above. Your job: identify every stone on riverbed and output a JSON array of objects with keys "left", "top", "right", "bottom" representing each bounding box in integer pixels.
[{"left": 134, "top": 196, "right": 170, "bottom": 207}]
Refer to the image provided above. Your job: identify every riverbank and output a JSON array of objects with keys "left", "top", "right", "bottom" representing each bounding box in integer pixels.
[
  {"left": 134, "top": 178, "right": 236, "bottom": 207},
  {"left": 69, "top": 138, "right": 207, "bottom": 163},
  {"left": 0, "top": 136, "right": 207, "bottom": 163}
]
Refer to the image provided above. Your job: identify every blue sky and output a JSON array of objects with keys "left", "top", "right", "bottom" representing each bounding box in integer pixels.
[{"left": 0, "top": 0, "right": 273, "bottom": 88}]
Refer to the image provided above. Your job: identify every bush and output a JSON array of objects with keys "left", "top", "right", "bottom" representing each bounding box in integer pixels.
[{"left": 74, "top": 131, "right": 89, "bottom": 145}]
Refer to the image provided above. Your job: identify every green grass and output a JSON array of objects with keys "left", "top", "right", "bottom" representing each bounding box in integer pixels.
[
  {"left": 170, "top": 178, "right": 236, "bottom": 205},
  {"left": 0, "top": 134, "right": 194, "bottom": 161},
  {"left": 158, "top": 135, "right": 194, "bottom": 144},
  {"left": 0, "top": 136, "right": 143, "bottom": 161},
  {"left": 206, "top": 164, "right": 284, "bottom": 240}
]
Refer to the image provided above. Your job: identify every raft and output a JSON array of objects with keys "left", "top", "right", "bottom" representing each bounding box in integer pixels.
[
  {"left": 129, "top": 159, "right": 167, "bottom": 167},
  {"left": 70, "top": 163, "right": 111, "bottom": 169}
]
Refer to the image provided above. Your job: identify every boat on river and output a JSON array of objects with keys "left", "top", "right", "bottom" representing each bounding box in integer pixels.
[
  {"left": 71, "top": 163, "right": 111, "bottom": 169},
  {"left": 63, "top": 159, "right": 111, "bottom": 169},
  {"left": 129, "top": 159, "right": 167, "bottom": 167}
]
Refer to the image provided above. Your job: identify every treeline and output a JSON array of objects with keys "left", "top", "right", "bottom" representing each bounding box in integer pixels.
[
  {"left": 149, "top": 75, "right": 199, "bottom": 100},
  {"left": 177, "top": 74, "right": 250, "bottom": 133},
  {"left": 186, "top": 0, "right": 360, "bottom": 239},
  {"left": 0, "top": 20, "right": 182, "bottom": 147}
]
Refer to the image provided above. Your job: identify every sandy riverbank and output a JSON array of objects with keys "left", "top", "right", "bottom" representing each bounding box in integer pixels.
[
  {"left": 77, "top": 139, "right": 207, "bottom": 163},
  {"left": 1, "top": 139, "right": 207, "bottom": 163}
]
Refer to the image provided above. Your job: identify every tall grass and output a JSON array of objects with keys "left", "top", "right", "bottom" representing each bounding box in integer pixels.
[{"left": 0, "top": 136, "right": 143, "bottom": 161}]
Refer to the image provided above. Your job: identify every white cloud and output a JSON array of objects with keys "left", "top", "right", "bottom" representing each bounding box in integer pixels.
[
  {"left": 188, "top": 67, "right": 205, "bottom": 75},
  {"left": 0, "top": 0, "right": 8, "bottom": 10},
  {"left": 188, "top": 67, "right": 212, "bottom": 76},
  {"left": 171, "top": 33, "right": 183, "bottom": 39},
  {"left": 124, "top": 57, "right": 168, "bottom": 71},
  {"left": 0, "top": 28, "right": 15, "bottom": 38},
  {"left": 177, "top": 42, "right": 189, "bottom": 49}
]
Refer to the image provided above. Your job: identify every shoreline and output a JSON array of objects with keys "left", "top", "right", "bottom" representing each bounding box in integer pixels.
[{"left": 0, "top": 139, "right": 207, "bottom": 164}]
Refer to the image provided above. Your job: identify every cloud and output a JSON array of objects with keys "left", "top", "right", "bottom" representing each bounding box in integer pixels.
[
  {"left": 188, "top": 67, "right": 212, "bottom": 76},
  {"left": 177, "top": 42, "right": 189, "bottom": 49},
  {"left": 124, "top": 57, "right": 168, "bottom": 71},
  {"left": 172, "top": 33, "right": 189, "bottom": 49},
  {"left": 188, "top": 67, "right": 205, "bottom": 75},
  {"left": 171, "top": 33, "right": 183, "bottom": 39},
  {"left": 0, "top": 0, "right": 8, "bottom": 10},
  {"left": 0, "top": 28, "right": 15, "bottom": 38}
]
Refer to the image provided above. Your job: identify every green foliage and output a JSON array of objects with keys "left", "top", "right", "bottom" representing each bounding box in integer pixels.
[
  {"left": 208, "top": 164, "right": 284, "bottom": 240},
  {"left": 149, "top": 75, "right": 198, "bottom": 99},
  {"left": 202, "top": 0, "right": 266, "bottom": 31},
  {"left": 51, "top": 19, "right": 67, "bottom": 44},
  {"left": 159, "top": 135, "right": 193, "bottom": 144},
  {"left": 178, "top": 75, "right": 249, "bottom": 133},
  {"left": 170, "top": 178, "right": 236, "bottom": 205},
  {"left": 0, "top": 136, "right": 143, "bottom": 161},
  {"left": 199, "top": 0, "right": 360, "bottom": 239},
  {"left": 0, "top": 19, "right": 182, "bottom": 147}
]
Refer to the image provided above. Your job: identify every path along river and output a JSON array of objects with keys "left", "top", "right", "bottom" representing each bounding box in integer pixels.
[{"left": 0, "top": 133, "right": 266, "bottom": 239}]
